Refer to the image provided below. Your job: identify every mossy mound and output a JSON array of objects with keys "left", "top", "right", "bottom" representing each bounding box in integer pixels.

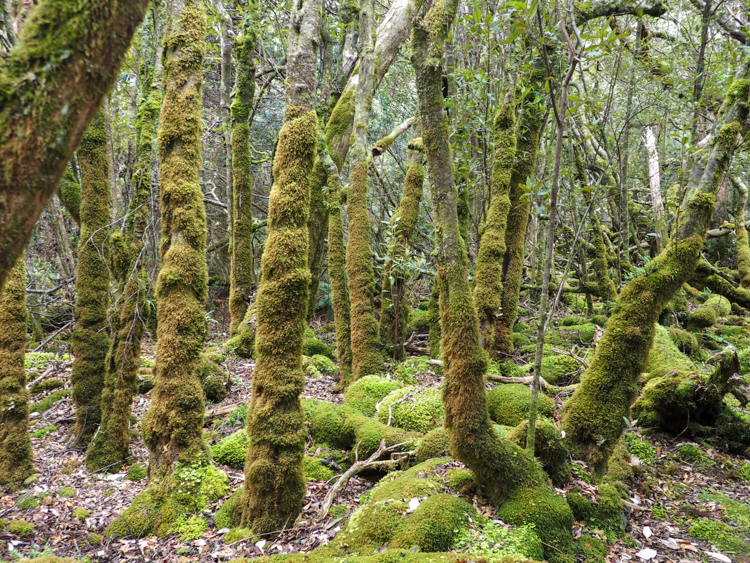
[
  {"left": 212, "top": 430, "right": 250, "bottom": 469},
  {"left": 24, "top": 352, "right": 54, "bottom": 370},
  {"left": 519, "top": 354, "right": 582, "bottom": 385},
  {"left": 645, "top": 325, "right": 695, "bottom": 377},
  {"left": 106, "top": 464, "right": 229, "bottom": 539},
  {"left": 30, "top": 390, "right": 70, "bottom": 413},
  {"left": 127, "top": 464, "right": 147, "bottom": 481},
  {"left": 565, "top": 484, "right": 624, "bottom": 542},
  {"left": 414, "top": 428, "right": 451, "bottom": 462},
  {"left": 30, "top": 378, "right": 63, "bottom": 394},
  {"left": 199, "top": 355, "right": 231, "bottom": 403},
  {"left": 547, "top": 323, "right": 596, "bottom": 345},
  {"left": 391, "top": 356, "right": 436, "bottom": 385},
  {"left": 689, "top": 518, "right": 750, "bottom": 555},
  {"left": 675, "top": 442, "right": 706, "bottom": 463},
  {"left": 303, "top": 354, "right": 338, "bottom": 377},
  {"left": 498, "top": 485, "right": 574, "bottom": 563},
  {"left": 7, "top": 519, "right": 34, "bottom": 537},
  {"left": 225, "top": 305, "right": 257, "bottom": 359},
  {"left": 667, "top": 327, "right": 699, "bottom": 356},
  {"left": 572, "top": 534, "right": 608, "bottom": 562},
  {"left": 509, "top": 419, "right": 571, "bottom": 487},
  {"left": 303, "top": 456, "right": 336, "bottom": 481},
  {"left": 228, "top": 551, "right": 471, "bottom": 563},
  {"left": 407, "top": 308, "right": 429, "bottom": 334},
  {"left": 375, "top": 386, "right": 445, "bottom": 432},
  {"left": 705, "top": 295, "right": 732, "bottom": 315},
  {"left": 512, "top": 332, "right": 531, "bottom": 347},
  {"left": 214, "top": 487, "right": 243, "bottom": 530},
  {"left": 687, "top": 295, "right": 730, "bottom": 332},
  {"left": 303, "top": 337, "right": 334, "bottom": 359},
  {"left": 345, "top": 375, "right": 403, "bottom": 416},
  {"left": 487, "top": 384, "right": 555, "bottom": 427}
]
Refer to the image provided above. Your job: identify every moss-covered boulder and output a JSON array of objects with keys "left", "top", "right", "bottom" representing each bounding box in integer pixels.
[
  {"left": 225, "top": 304, "right": 257, "bottom": 359},
  {"left": 519, "top": 354, "right": 582, "bottom": 385},
  {"left": 407, "top": 308, "right": 429, "bottom": 334},
  {"left": 687, "top": 295, "right": 730, "bottom": 331},
  {"left": 565, "top": 484, "right": 624, "bottom": 541},
  {"left": 214, "top": 487, "right": 243, "bottom": 530},
  {"left": 487, "top": 384, "right": 555, "bottom": 426},
  {"left": 303, "top": 456, "right": 336, "bottom": 481},
  {"left": 345, "top": 375, "right": 403, "bottom": 416},
  {"left": 303, "top": 337, "right": 334, "bottom": 359},
  {"left": 509, "top": 419, "right": 571, "bottom": 487},
  {"left": 414, "top": 428, "right": 451, "bottom": 462},
  {"left": 667, "top": 327, "right": 699, "bottom": 356},
  {"left": 199, "top": 354, "right": 231, "bottom": 403},
  {"left": 212, "top": 430, "right": 250, "bottom": 469},
  {"left": 547, "top": 323, "right": 596, "bottom": 345},
  {"left": 375, "top": 386, "right": 444, "bottom": 432}
]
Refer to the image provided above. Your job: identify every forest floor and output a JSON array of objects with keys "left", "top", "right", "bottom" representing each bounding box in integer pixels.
[{"left": 1, "top": 332, "right": 749, "bottom": 563}]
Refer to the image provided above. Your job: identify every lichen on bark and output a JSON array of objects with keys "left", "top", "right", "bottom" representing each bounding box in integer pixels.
[
  {"left": 71, "top": 109, "right": 111, "bottom": 448},
  {"left": 0, "top": 256, "right": 35, "bottom": 491}
]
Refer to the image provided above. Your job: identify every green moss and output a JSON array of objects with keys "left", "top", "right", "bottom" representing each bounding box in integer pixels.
[
  {"left": 346, "top": 414, "right": 420, "bottom": 460},
  {"left": 127, "top": 463, "right": 147, "bottom": 481},
  {"left": 304, "top": 400, "right": 355, "bottom": 448},
  {"left": 199, "top": 354, "right": 230, "bottom": 403},
  {"left": 225, "top": 526, "right": 253, "bottom": 543},
  {"left": 58, "top": 487, "right": 76, "bottom": 498},
  {"left": 24, "top": 352, "right": 54, "bottom": 370},
  {"left": 30, "top": 378, "right": 63, "bottom": 394},
  {"left": 390, "top": 494, "right": 474, "bottom": 551},
  {"left": 689, "top": 518, "right": 750, "bottom": 554},
  {"left": 88, "top": 532, "right": 102, "bottom": 545},
  {"left": 454, "top": 518, "right": 543, "bottom": 560},
  {"left": 29, "top": 389, "right": 70, "bottom": 413},
  {"left": 72, "top": 508, "right": 90, "bottom": 521},
  {"left": 498, "top": 486, "right": 574, "bottom": 563},
  {"left": 547, "top": 323, "right": 596, "bottom": 345},
  {"left": 171, "top": 514, "right": 208, "bottom": 541},
  {"left": 212, "top": 430, "right": 250, "bottom": 469},
  {"left": 509, "top": 419, "right": 571, "bottom": 487},
  {"left": 414, "top": 428, "right": 451, "bottom": 462},
  {"left": 391, "top": 356, "right": 434, "bottom": 385},
  {"left": 512, "top": 332, "right": 531, "bottom": 347},
  {"left": 302, "top": 337, "right": 334, "bottom": 359},
  {"left": 407, "top": 308, "right": 429, "bottom": 334},
  {"left": 30, "top": 425, "right": 56, "bottom": 438},
  {"left": 667, "top": 327, "right": 699, "bottom": 356},
  {"left": 71, "top": 109, "right": 111, "bottom": 448},
  {"left": 309, "top": 354, "right": 337, "bottom": 374},
  {"left": 675, "top": 442, "right": 706, "bottom": 463},
  {"left": 687, "top": 306, "right": 719, "bottom": 330},
  {"left": 226, "top": 304, "right": 257, "bottom": 359},
  {"left": 345, "top": 375, "right": 403, "bottom": 415},
  {"left": 572, "top": 534, "right": 608, "bottom": 562},
  {"left": 7, "top": 519, "right": 34, "bottom": 537},
  {"left": 375, "top": 386, "right": 445, "bottom": 432},
  {"left": 605, "top": 439, "right": 635, "bottom": 485},
  {"left": 303, "top": 456, "right": 335, "bottom": 481},
  {"left": 487, "top": 384, "right": 555, "bottom": 426},
  {"left": 705, "top": 295, "right": 732, "bottom": 315},
  {"left": 215, "top": 487, "right": 244, "bottom": 530},
  {"left": 17, "top": 495, "right": 38, "bottom": 509},
  {"left": 519, "top": 354, "right": 582, "bottom": 385},
  {"left": 626, "top": 437, "right": 657, "bottom": 465}
]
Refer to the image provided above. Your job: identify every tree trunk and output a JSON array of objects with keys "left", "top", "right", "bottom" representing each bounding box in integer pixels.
[
  {"left": 241, "top": 0, "right": 322, "bottom": 535},
  {"left": 71, "top": 109, "right": 111, "bottom": 448},
  {"left": 0, "top": 256, "right": 35, "bottom": 491},
  {"left": 0, "top": 0, "right": 148, "bottom": 289},
  {"left": 141, "top": 0, "right": 209, "bottom": 478},
  {"left": 731, "top": 175, "right": 750, "bottom": 288},
  {"left": 562, "top": 57, "right": 750, "bottom": 474},
  {"left": 474, "top": 99, "right": 516, "bottom": 353},
  {"left": 345, "top": 0, "right": 382, "bottom": 381},
  {"left": 229, "top": 3, "right": 258, "bottom": 336}
]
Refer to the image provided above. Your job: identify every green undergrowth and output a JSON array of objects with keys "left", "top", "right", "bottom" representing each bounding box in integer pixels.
[
  {"left": 344, "top": 375, "right": 403, "bottom": 415},
  {"left": 375, "top": 385, "right": 444, "bottom": 432},
  {"left": 487, "top": 384, "right": 554, "bottom": 426},
  {"left": 30, "top": 390, "right": 70, "bottom": 413}
]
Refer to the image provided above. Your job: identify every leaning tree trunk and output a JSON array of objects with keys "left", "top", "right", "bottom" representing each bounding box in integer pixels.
[
  {"left": 730, "top": 175, "right": 750, "bottom": 289},
  {"left": 141, "top": 0, "right": 210, "bottom": 479},
  {"left": 86, "top": 26, "right": 162, "bottom": 471},
  {"left": 381, "top": 136, "right": 425, "bottom": 361},
  {"left": 0, "top": 256, "right": 35, "bottom": 491},
  {"left": 241, "top": 0, "right": 322, "bottom": 535},
  {"left": 229, "top": 3, "right": 258, "bottom": 336},
  {"left": 71, "top": 109, "right": 111, "bottom": 448},
  {"left": 345, "top": 0, "right": 382, "bottom": 381},
  {"left": 562, "top": 58, "right": 750, "bottom": 474},
  {"left": 0, "top": 0, "right": 148, "bottom": 289},
  {"left": 474, "top": 99, "right": 516, "bottom": 353}
]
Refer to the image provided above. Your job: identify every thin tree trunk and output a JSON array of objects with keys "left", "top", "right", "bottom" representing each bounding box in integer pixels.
[
  {"left": 49, "top": 195, "right": 76, "bottom": 279},
  {"left": 645, "top": 125, "right": 666, "bottom": 245}
]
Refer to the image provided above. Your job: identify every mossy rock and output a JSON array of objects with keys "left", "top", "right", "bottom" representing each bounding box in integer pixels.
[
  {"left": 226, "top": 305, "right": 257, "bottom": 359},
  {"left": 547, "top": 323, "right": 596, "bottom": 345},
  {"left": 487, "top": 384, "right": 555, "bottom": 427},
  {"left": 566, "top": 484, "right": 624, "bottom": 541},
  {"left": 7, "top": 519, "right": 34, "bottom": 537},
  {"left": 304, "top": 399, "right": 357, "bottom": 448},
  {"left": 389, "top": 494, "right": 474, "bottom": 551},
  {"left": 686, "top": 295, "right": 730, "bottom": 332},
  {"left": 199, "top": 354, "right": 231, "bottom": 403},
  {"left": 572, "top": 534, "right": 608, "bottom": 562},
  {"left": 705, "top": 295, "right": 732, "bottom": 315},
  {"left": 675, "top": 442, "right": 706, "bottom": 463},
  {"left": 137, "top": 373, "right": 155, "bottom": 394},
  {"left": 303, "top": 456, "right": 336, "bottom": 482},
  {"left": 414, "top": 428, "right": 451, "bottom": 462},
  {"left": 498, "top": 486, "right": 574, "bottom": 563},
  {"left": 214, "top": 487, "right": 243, "bottom": 530},
  {"left": 646, "top": 325, "right": 695, "bottom": 376},
  {"left": 407, "top": 308, "right": 429, "bottom": 334},
  {"left": 310, "top": 354, "right": 338, "bottom": 375},
  {"left": 303, "top": 337, "right": 334, "bottom": 359},
  {"left": 212, "top": 430, "right": 250, "bottom": 469},
  {"left": 519, "top": 354, "right": 582, "bottom": 385},
  {"left": 347, "top": 414, "right": 421, "bottom": 460},
  {"left": 509, "top": 419, "right": 571, "bottom": 487},
  {"left": 689, "top": 518, "right": 750, "bottom": 555},
  {"left": 375, "top": 386, "right": 445, "bottom": 433},
  {"left": 345, "top": 375, "right": 403, "bottom": 416},
  {"left": 667, "top": 327, "right": 699, "bottom": 356}
]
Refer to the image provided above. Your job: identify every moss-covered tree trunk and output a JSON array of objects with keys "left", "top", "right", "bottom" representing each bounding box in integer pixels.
[
  {"left": 345, "top": 0, "right": 383, "bottom": 381},
  {"left": 71, "top": 109, "right": 111, "bottom": 448},
  {"left": 229, "top": 3, "right": 258, "bottom": 336},
  {"left": 562, "top": 61, "right": 750, "bottom": 473},
  {"left": 240, "top": 0, "right": 322, "bottom": 535},
  {"left": 731, "top": 175, "right": 750, "bottom": 289},
  {"left": 493, "top": 58, "right": 548, "bottom": 356},
  {"left": 0, "top": 0, "right": 148, "bottom": 289},
  {"left": 141, "top": 0, "right": 210, "bottom": 479},
  {"left": 474, "top": 100, "right": 516, "bottom": 353},
  {"left": 0, "top": 256, "right": 35, "bottom": 491},
  {"left": 381, "top": 137, "right": 425, "bottom": 361},
  {"left": 86, "top": 25, "right": 162, "bottom": 471}
]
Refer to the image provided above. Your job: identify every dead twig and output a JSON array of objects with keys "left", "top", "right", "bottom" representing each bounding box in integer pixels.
[{"left": 551, "top": 346, "right": 589, "bottom": 369}]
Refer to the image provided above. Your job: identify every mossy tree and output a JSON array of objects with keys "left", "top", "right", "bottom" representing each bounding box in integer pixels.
[
  {"left": 345, "top": 0, "right": 384, "bottom": 381},
  {"left": 381, "top": 136, "right": 425, "bottom": 361},
  {"left": 229, "top": 2, "right": 259, "bottom": 335},
  {"left": 240, "top": 0, "right": 322, "bottom": 535},
  {"left": 562, "top": 57, "right": 750, "bottom": 473},
  {"left": 86, "top": 9, "right": 163, "bottom": 471},
  {"left": 0, "top": 257, "right": 35, "bottom": 491},
  {"left": 730, "top": 175, "right": 750, "bottom": 289},
  {"left": 474, "top": 99, "right": 516, "bottom": 354},
  {"left": 0, "top": 0, "right": 148, "bottom": 289},
  {"left": 71, "top": 109, "right": 111, "bottom": 448},
  {"left": 141, "top": 0, "right": 210, "bottom": 479}
]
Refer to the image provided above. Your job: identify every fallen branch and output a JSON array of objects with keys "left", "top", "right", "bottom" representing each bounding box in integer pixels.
[
  {"left": 551, "top": 346, "right": 589, "bottom": 369},
  {"left": 32, "top": 320, "right": 74, "bottom": 352},
  {"left": 205, "top": 402, "right": 243, "bottom": 420},
  {"left": 318, "top": 439, "right": 409, "bottom": 519}
]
